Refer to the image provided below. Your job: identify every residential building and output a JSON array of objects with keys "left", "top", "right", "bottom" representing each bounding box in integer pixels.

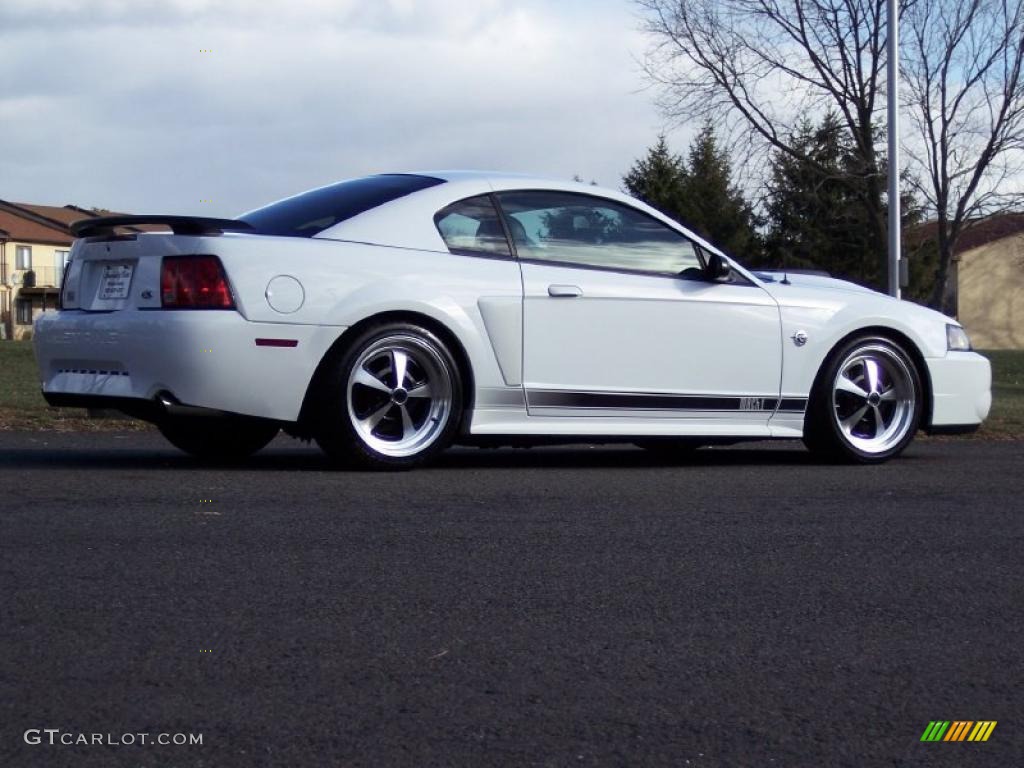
[
  {"left": 0, "top": 202, "right": 73, "bottom": 341},
  {"left": 952, "top": 214, "right": 1024, "bottom": 350},
  {"left": 0, "top": 201, "right": 148, "bottom": 341}
]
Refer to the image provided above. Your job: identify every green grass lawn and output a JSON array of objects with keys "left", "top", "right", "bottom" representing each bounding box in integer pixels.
[
  {"left": 1, "top": 340, "right": 1021, "bottom": 436},
  {"left": 982, "top": 349, "right": 1024, "bottom": 438},
  {"left": 0, "top": 341, "right": 147, "bottom": 430}
]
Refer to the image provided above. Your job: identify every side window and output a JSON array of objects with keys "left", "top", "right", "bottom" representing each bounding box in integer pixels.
[
  {"left": 433, "top": 195, "right": 512, "bottom": 258},
  {"left": 496, "top": 191, "right": 701, "bottom": 275}
]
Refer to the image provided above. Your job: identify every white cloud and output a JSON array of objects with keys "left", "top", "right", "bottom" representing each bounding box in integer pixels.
[{"left": 0, "top": 0, "right": 677, "bottom": 215}]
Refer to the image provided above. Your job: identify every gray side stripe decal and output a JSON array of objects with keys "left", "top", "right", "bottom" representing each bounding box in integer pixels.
[{"left": 528, "top": 390, "right": 808, "bottom": 413}]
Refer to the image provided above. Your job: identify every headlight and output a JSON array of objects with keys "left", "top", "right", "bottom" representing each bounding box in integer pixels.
[{"left": 946, "top": 324, "right": 972, "bottom": 351}]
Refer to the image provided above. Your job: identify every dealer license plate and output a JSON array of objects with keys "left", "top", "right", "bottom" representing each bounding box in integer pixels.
[{"left": 98, "top": 264, "right": 133, "bottom": 300}]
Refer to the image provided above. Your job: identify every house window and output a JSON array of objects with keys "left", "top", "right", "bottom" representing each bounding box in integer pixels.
[
  {"left": 55, "top": 250, "right": 71, "bottom": 281},
  {"left": 16, "top": 299, "right": 33, "bottom": 325},
  {"left": 15, "top": 245, "right": 32, "bottom": 270}
]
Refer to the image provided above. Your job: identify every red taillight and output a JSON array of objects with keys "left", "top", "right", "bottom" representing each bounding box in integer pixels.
[{"left": 161, "top": 255, "right": 235, "bottom": 309}]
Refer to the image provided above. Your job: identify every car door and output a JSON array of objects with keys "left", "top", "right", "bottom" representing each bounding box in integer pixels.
[{"left": 496, "top": 190, "right": 783, "bottom": 423}]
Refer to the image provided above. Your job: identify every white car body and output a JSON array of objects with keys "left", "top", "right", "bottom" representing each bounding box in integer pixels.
[{"left": 34, "top": 171, "right": 991, "bottom": 460}]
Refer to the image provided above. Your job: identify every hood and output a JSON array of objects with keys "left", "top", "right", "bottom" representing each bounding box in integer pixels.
[
  {"left": 752, "top": 271, "right": 877, "bottom": 296},
  {"left": 752, "top": 270, "right": 959, "bottom": 332}
]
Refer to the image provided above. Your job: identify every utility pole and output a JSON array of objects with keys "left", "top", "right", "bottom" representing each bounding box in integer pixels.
[{"left": 887, "top": 0, "right": 902, "bottom": 299}]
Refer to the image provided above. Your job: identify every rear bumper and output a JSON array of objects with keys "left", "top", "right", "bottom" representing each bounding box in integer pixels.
[
  {"left": 41, "top": 392, "right": 234, "bottom": 421},
  {"left": 925, "top": 351, "right": 992, "bottom": 431},
  {"left": 33, "top": 309, "right": 343, "bottom": 422}
]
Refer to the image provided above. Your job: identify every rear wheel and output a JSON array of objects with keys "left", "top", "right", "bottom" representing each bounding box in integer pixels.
[
  {"left": 804, "top": 335, "right": 922, "bottom": 463},
  {"left": 313, "top": 322, "right": 463, "bottom": 469},
  {"left": 158, "top": 415, "right": 279, "bottom": 460}
]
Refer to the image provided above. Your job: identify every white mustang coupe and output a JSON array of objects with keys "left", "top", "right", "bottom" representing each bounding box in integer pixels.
[{"left": 34, "top": 172, "right": 991, "bottom": 468}]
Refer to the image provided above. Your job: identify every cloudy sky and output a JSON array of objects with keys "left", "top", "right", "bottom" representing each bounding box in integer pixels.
[{"left": 0, "top": 0, "right": 677, "bottom": 217}]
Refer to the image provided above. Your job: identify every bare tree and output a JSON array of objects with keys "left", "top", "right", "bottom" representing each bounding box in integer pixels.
[
  {"left": 902, "top": 0, "right": 1024, "bottom": 313},
  {"left": 639, "top": 0, "right": 1024, "bottom": 310},
  {"left": 637, "top": 0, "right": 893, "bottom": 284}
]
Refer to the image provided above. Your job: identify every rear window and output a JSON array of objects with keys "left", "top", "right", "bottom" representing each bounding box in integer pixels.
[{"left": 239, "top": 174, "right": 445, "bottom": 237}]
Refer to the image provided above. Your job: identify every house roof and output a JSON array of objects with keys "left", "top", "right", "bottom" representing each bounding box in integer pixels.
[
  {"left": 914, "top": 212, "right": 1024, "bottom": 255},
  {"left": 10, "top": 202, "right": 95, "bottom": 228},
  {"left": 955, "top": 213, "right": 1024, "bottom": 253},
  {"left": 0, "top": 209, "right": 73, "bottom": 246},
  {"left": 0, "top": 200, "right": 166, "bottom": 243},
  {"left": 58, "top": 204, "right": 170, "bottom": 233}
]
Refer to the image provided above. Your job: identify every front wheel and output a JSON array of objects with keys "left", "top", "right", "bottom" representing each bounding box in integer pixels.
[
  {"left": 158, "top": 415, "right": 279, "bottom": 460},
  {"left": 313, "top": 323, "right": 463, "bottom": 469},
  {"left": 804, "top": 336, "right": 923, "bottom": 463}
]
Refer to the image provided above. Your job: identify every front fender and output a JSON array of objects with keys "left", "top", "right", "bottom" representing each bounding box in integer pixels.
[{"left": 777, "top": 292, "right": 950, "bottom": 399}]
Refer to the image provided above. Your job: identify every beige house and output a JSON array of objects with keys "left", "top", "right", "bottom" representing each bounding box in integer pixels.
[
  {"left": 0, "top": 202, "right": 74, "bottom": 341},
  {"left": 954, "top": 214, "right": 1024, "bottom": 349},
  {"left": 0, "top": 201, "right": 146, "bottom": 341}
]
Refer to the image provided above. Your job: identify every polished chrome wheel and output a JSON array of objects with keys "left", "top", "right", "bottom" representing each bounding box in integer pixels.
[
  {"left": 830, "top": 343, "right": 917, "bottom": 455},
  {"left": 345, "top": 333, "right": 454, "bottom": 458}
]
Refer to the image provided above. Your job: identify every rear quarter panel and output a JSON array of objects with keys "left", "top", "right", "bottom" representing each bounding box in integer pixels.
[{"left": 213, "top": 233, "right": 520, "bottom": 392}]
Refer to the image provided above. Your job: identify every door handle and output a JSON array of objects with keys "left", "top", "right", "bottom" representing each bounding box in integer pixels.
[{"left": 547, "top": 284, "right": 583, "bottom": 298}]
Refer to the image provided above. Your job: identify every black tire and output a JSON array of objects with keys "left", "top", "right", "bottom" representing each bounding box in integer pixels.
[
  {"left": 312, "top": 322, "right": 464, "bottom": 470},
  {"left": 158, "top": 415, "right": 279, "bottom": 460},
  {"left": 804, "top": 334, "right": 923, "bottom": 464}
]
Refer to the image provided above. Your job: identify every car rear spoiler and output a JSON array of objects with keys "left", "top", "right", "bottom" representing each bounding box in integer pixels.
[{"left": 71, "top": 215, "right": 255, "bottom": 238}]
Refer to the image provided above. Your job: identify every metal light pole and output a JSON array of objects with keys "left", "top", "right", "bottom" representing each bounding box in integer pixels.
[{"left": 887, "top": 0, "right": 902, "bottom": 299}]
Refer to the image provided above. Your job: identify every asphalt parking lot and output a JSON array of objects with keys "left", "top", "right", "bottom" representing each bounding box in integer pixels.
[{"left": 1, "top": 431, "right": 1021, "bottom": 767}]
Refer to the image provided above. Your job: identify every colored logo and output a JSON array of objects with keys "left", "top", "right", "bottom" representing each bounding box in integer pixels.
[{"left": 920, "top": 721, "right": 997, "bottom": 742}]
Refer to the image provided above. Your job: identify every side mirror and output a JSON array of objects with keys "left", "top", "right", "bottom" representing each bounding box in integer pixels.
[{"left": 703, "top": 252, "right": 731, "bottom": 281}]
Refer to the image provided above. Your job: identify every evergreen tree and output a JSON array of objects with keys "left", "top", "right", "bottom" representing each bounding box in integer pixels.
[
  {"left": 622, "top": 135, "right": 688, "bottom": 222},
  {"left": 764, "top": 113, "right": 925, "bottom": 292},
  {"left": 676, "top": 122, "right": 761, "bottom": 262},
  {"left": 764, "top": 114, "right": 875, "bottom": 282},
  {"left": 623, "top": 126, "right": 761, "bottom": 262}
]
